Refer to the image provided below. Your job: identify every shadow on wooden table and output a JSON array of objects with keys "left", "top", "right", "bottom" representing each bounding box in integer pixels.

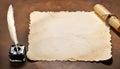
[
  {"left": 111, "top": 27, "right": 120, "bottom": 37},
  {"left": 96, "top": 58, "right": 113, "bottom": 65},
  {"left": 9, "top": 62, "right": 27, "bottom": 69},
  {"left": 27, "top": 57, "right": 113, "bottom": 65}
]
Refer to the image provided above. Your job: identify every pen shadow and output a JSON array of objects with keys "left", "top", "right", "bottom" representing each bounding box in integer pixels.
[{"left": 9, "top": 62, "right": 27, "bottom": 69}]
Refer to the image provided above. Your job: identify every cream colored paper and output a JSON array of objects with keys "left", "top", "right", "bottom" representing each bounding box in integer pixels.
[{"left": 27, "top": 11, "right": 112, "bottom": 61}]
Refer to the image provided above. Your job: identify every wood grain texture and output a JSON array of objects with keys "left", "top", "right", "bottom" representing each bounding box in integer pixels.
[{"left": 0, "top": 0, "right": 120, "bottom": 69}]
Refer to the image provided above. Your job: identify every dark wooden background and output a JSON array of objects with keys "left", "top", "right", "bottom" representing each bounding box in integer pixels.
[{"left": 0, "top": 0, "right": 120, "bottom": 69}]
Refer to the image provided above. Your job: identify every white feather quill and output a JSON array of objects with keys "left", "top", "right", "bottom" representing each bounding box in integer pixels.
[{"left": 7, "top": 5, "right": 18, "bottom": 51}]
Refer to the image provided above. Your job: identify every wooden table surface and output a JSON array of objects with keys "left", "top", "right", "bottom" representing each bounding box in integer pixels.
[{"left": 0, "top": 0, "right": 120, "bottom": 69}]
